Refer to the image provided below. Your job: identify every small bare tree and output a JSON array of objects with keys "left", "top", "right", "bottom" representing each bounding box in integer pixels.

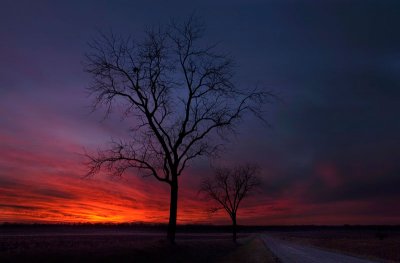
[
  {"left": 84, "top": 16, "right": 269, "bottom": 243},
  {"left": 200, "top": 164, "right": 260, "bottom": 242}
]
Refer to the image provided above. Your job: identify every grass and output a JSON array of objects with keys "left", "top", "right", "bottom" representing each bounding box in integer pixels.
[
  {"left": 0, "top": 232, "right": 280, "bottom": 263},
  {"left": 0, "top": 233, "right": 277, "bottom": 263},
  {"left": 0, "top": 235, "right": 232, "bottom": 263},
  {"left": 221, "top": 235, "right": 280, "bottom": 263}
]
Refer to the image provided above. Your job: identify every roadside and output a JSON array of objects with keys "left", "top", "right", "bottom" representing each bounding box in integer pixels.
[
  {"left": 261, "top": 235, "right": 379, "bottom": 263},
  {"left": 220, "top": 235, "right": 280, "bottom": 263},
  {"left": 266, "top": 230, "right": 400, "bottom": 263}
]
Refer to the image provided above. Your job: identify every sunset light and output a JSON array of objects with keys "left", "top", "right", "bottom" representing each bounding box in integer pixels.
[{"left": 1, "top": 1, "right": 399, "bottom": 262}]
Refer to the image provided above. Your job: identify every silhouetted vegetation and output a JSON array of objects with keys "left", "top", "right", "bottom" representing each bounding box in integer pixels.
[
  {"left": 200, "top": 164, "right": 261, "bottom": 242},
  {"left": 84, "top": 15, "right": 269, "bottom": 244}
]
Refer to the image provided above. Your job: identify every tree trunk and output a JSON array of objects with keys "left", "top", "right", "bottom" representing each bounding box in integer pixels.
[
  {"left": 167, "top": 177, "right": 178, "bottom": 244},
  {"left": 232, "top": 214, "right": 237, "bottom": 243}
]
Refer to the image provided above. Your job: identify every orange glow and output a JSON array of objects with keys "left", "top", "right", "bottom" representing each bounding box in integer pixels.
[
  {"left": 0, "top": 120, "right": 398, "bottom": 225},
  {"left": 1, "top": 163, "right": 398, "bottom": 225}
]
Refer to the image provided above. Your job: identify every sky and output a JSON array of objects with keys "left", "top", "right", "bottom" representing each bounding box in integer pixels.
[{"left": 1, "top": 0, "right": 399, "bottom": 225}]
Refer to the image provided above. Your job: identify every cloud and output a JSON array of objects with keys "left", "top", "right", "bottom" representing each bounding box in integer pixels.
[{"left": 0, "top": 0, "right": 399, "bottom": 225}]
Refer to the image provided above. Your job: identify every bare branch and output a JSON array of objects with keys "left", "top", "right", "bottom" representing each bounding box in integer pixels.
[
  {"left": 199, "top": 164, "right": 261, "bottom": 218},
  {"left": 83, "top": 17, "right": 270, "bottom": 243}
]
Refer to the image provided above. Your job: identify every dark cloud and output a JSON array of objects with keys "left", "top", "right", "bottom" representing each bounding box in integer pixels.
[
  {"left": 0, "top": 204, "right": 39, "bottom": 211},
  {"left": 34, "top": 188, "right": 77, "bottom": 200}
]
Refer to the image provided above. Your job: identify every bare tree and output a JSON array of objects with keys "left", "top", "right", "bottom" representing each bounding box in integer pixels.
[
  {"left": 84, "top": 16, "right": 269, "bottom": 243},
  {"left": 200, "top": 164, "right": 260, "bottom": 242}
]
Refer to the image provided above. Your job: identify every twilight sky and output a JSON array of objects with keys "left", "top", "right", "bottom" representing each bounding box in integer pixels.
[{"left": 1, "top": 0, "right": 399, "bottom": 225}]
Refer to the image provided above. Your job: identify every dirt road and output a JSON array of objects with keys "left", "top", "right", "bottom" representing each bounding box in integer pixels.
[{"left": 261, "top": 235, "right": 379, "bottom": 263}]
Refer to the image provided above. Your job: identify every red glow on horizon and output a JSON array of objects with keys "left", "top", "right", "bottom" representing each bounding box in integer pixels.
[{"left": 0, "top": 97, "right": 399, "bottom": 226}]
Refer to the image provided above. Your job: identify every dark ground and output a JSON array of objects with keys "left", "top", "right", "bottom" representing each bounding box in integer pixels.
[
  {"left": 0, "top": 227, "right": 245, "bottom": 263},
  {"left": 1, "top": 224, "right": 399, "bottom": 263},
  {"left": 267, "top": 229, "right": 400, "bottom": 262}
]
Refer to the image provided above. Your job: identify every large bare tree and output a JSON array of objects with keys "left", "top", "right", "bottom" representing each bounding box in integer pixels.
[
  {"left": 84, "top": 17, "right": 269, "bottom": 243},
  {"left": 200, "top": 164, "right": 260, "bottom": 242}
]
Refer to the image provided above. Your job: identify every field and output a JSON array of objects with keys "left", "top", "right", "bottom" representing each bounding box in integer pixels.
[
  {"left": 267, "top": 228, "right": 400, "bottom": 262},
  {"left": 1, "top": 235, "right": 236, "bottom": 263},
  {"left": 0, "top": 225, "right": 279, "bottom": 263},
  {"left": 1, "top": 225, "right": 399, "bottom": 263},
  {"left": 0, "top": 234, "right": 233, "bottom": 262}
]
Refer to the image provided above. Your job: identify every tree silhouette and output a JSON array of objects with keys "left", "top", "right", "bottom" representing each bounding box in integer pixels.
[
  {"left": 200, "top": 164, "right": 260, "bottom": 242},
  {"left": 84, "top": 16, "right": 269, "bottom": 243}
]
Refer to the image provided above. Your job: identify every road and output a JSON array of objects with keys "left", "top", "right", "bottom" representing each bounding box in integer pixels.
[{"left": 261, "top": 235, "right": 379, "bottom": 263}]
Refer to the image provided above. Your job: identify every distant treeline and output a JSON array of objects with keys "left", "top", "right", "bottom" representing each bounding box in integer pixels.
[{"left": 1, "top": 222, "right": 399, "bottom": 232}]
